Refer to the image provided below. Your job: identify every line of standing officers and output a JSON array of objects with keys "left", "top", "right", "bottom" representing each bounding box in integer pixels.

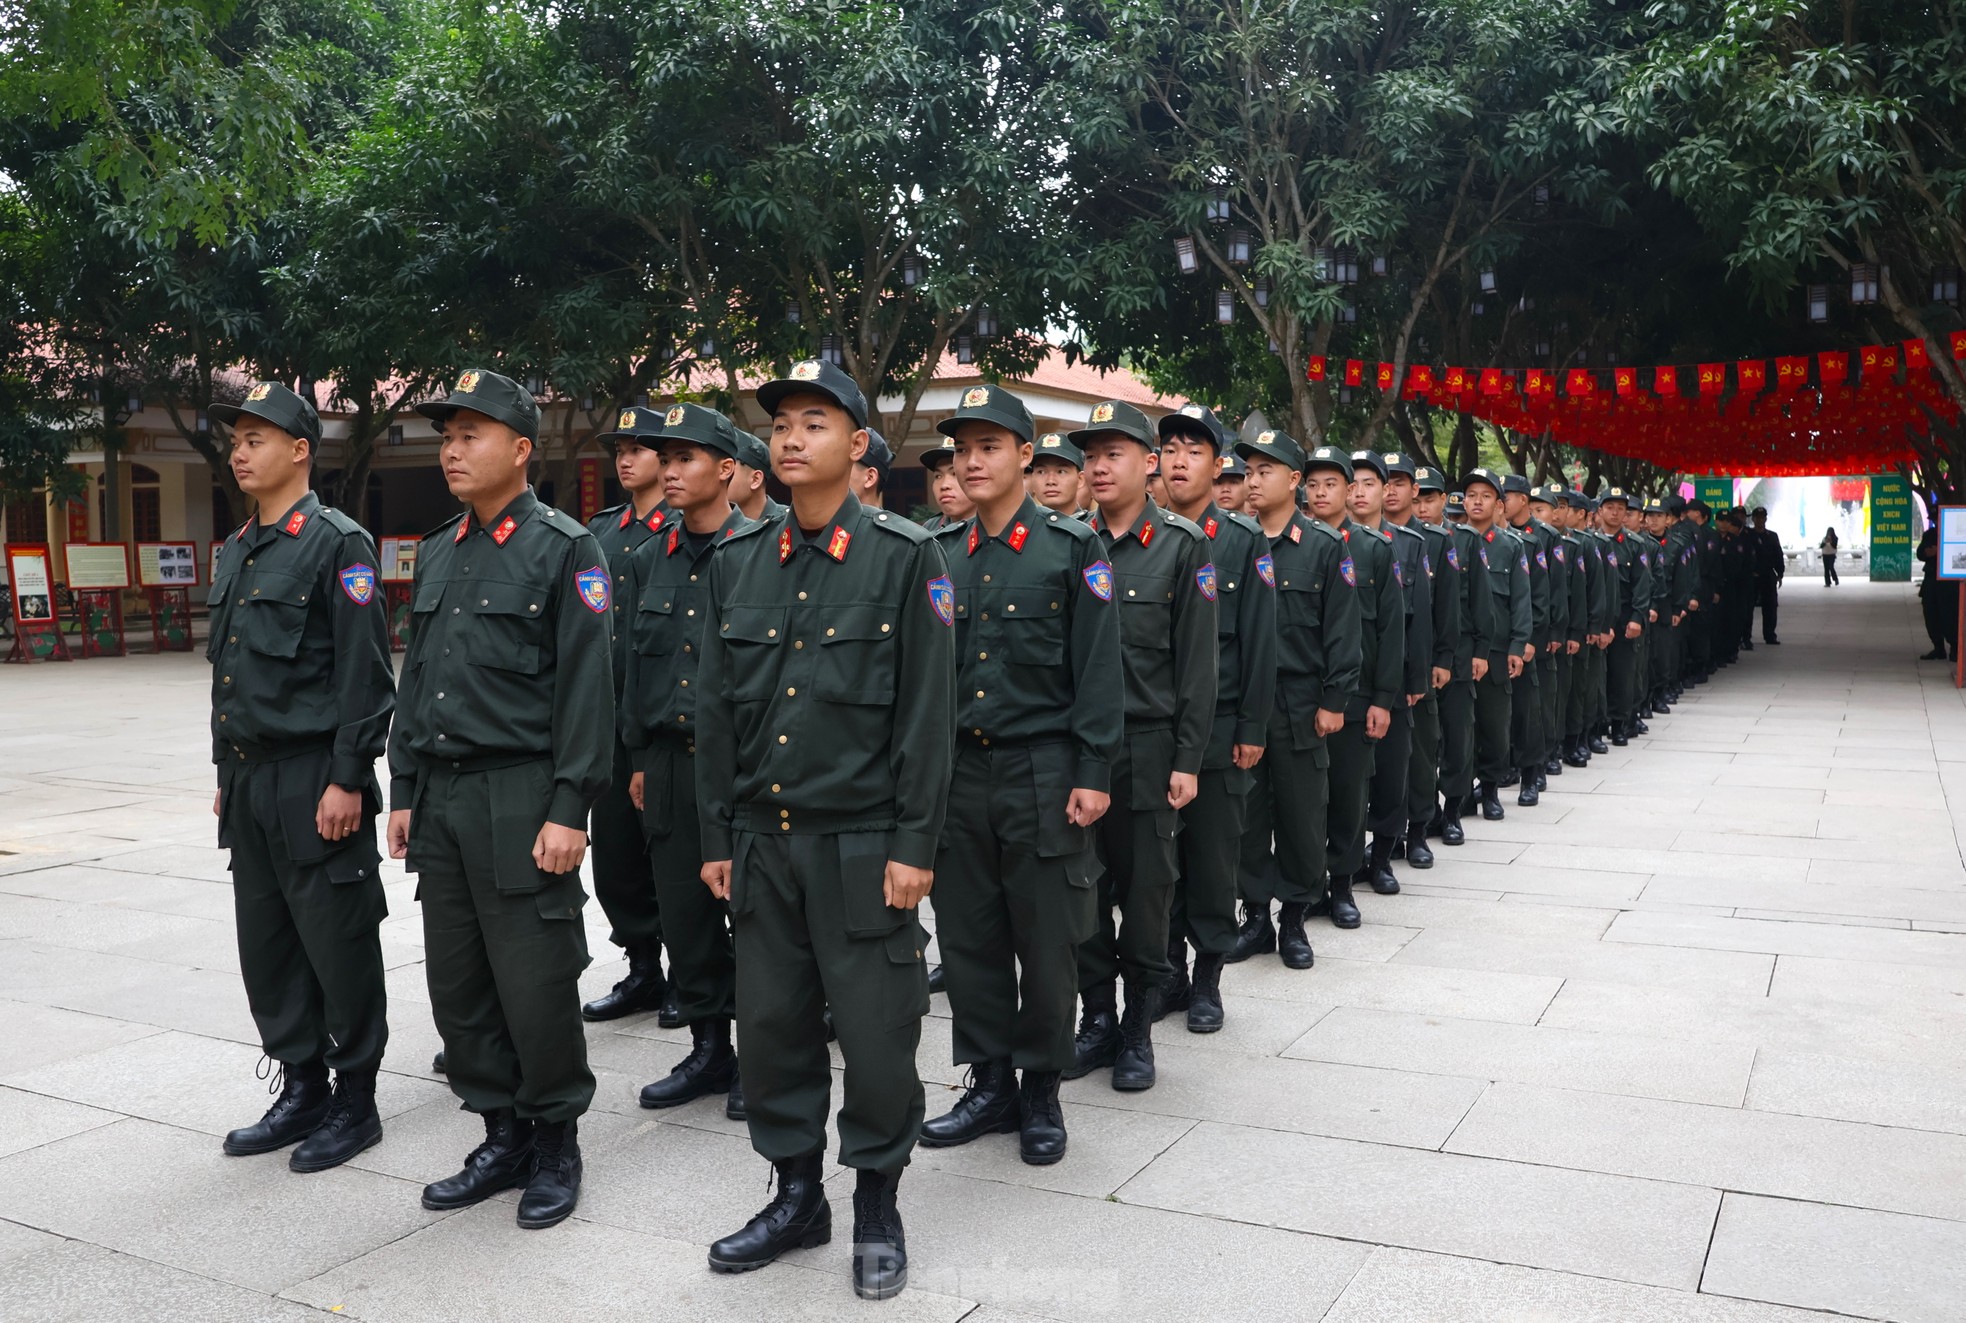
[{"left": 204, "top": 367, "right": 1758, "bottom": 1303}]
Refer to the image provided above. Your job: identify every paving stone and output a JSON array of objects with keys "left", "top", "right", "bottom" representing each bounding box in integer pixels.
[
  {"left": 907, "top": 1099, "right": 1194, "bottom": 1199},
  {"left": 0, "top": 1085, "right": 123, "bottom": 1161},
  {"left": 1392, "top": 924, "right": 1776, "bottom": 995},
  {"left": 0, "top": 999, "right": 165, "bottom": 1078},
  {"left": 0, "top": 1241, "right": 336, "bottom": 1322},
  {"left": 1446, "top": 1081, "right": 1966, "bottom": 1222},
  {"left": 1607, "top": 908, "right": 1966, "bottom": 968},
  {"left": 1221, "top": 954, "right": 1563, "bottom": 1024},
  {"left": 1703, "top": 1193, "right": 1966, "bottom": 1323},
  {"left": 1116, "top": 1119, "right": 1719, "bottom": 1290},
  {"left": 1746, "top": 1049, "right": 1966, "bottom": 1137},
  {"left": 1283, "top": 1006, "right": 1755, "bottom": 1105}
]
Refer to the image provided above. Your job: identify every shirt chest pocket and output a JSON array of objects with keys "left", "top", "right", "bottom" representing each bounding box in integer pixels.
[
  {"left": 719, "top": 606, "right": 786, "bottom": 701},
  {"left": 816, "top": 604, "right": 899, "bottom": 705},
  {"left": 241, "top": 572, "right": 311, "bottom": 659},
  {"left": 1276, "top": 578, "right": 1322, "bottom": 631},
  {"left": 205, "top": 571, "right": 237, "bottom": 659},
  {"left": 1118, "top": 573, "right": 1175, "bottom": 651},
  {"left": 988, "top": 589, "right": 1066, "bottom": 666},
  {"left": 468, "top": 580, "right": 546, "bottom": 674},
  {"left": 634, "top": 594, "right": 677, "bottom": 656}
]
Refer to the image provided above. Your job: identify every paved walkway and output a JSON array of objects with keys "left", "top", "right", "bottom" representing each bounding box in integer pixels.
[{"left": 3, "top": 578, "right": 1965, "bottom": 1322}]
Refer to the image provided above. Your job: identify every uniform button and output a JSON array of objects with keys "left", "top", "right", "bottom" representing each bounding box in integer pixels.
[
  {"left": 1127, "top": 589, "right": 1136, "bottom": 597},
  {"left": 972, "top": 728, "right": 982, "bottom": 736},
  {"left": 786, "top": 687, "right": 796, "bottom": 696},
  {"left": 976, "top": 689, "right": 985, "bottom": 698},
  {"left": 780, "top": 809, "right": 790, "bottom": 818},
  {"left": 452, "top": 761, "right": 460, "bottom": 769},
  {"left": 798, "top": 591, "right": 808, "bottom": 600},
  {"left": 687, "top": 609, "right": 695, "bottom": 617},
  {"left": 452, "top": 607, "right": 460, "bottom": 615},
  {"left": 778, "top": 735, "right": 788, "bottom": 744},
  {"left": 218, "top": 714, "right": 227, "bottom": 723},
  {"left": 794, "top": 640, "right": 803, "bottom": 649},
  {"left": 481, "top": 598, "right": 489, "bottom": 606},
  {"left": 881, "top": 623, "right": 890, "bottom": 632},
  {"left": 878, "top": 513, "right": 889, "bottom": 521},
  {"left": 299, "top": 595, "right": 306, "bottom": 603},
  {"left": 237, "top": 750, "right": 245, "bottom": 760},
  {"left": 771, "top": 783, "right": 782, "bottom": 793},
  {"left": 684, "top": 644, "right": 692, "bottom": 653},
  {"left": 236, "top": 598, "right": 244, "bottom": 605},
  {"left": 228, "top": 635, "right": 236, "bottom": 643},
  {"left": 680, "top": 679, "right": 688, "bottom": 687},
  {"left": 437, "top": 733, "right": 446, "bottom": 741},
  {"left": 444, "top": 648, "right": 451, "bottom": 656},
  {"left": 767, "top": 628, "right": 776, "bottom": 637},
  {"left": 1007, "top": 604, "right": 1016, "bottom": 612},
  {"left": 978, "top": 652, "right": 987, "bottom": 660},
  {"left": 981, "top": 738, "right": 990, "bottom": 747},
  {"left": 1051, "top": 601, "right": 1058, "bottom": 609},
  {"left": 980, "top": 612, "right": 989, "bottom": 620},
  {"left": 437, "top": 692, "right": 445, "bottom": 699},
  {"left": 983, "top": 574, "right": 992, "bottom": 582},
  {"left": 529, "top": 604, "right": 539, "bottom": 612},
  {"left": 689, "top": 574, "right": 698, "bottom": 583},
  {"left": 825, "top": 627, "right": 836, "bottom": 637},
  {"left": 222, "top": 675, "right": 231, "bottom": 684},
  {"left": 780, "top": 822, "right": 790, "bottom": 831},
  {"left": 245, "top": 558, "right": 254, "bottom": 566},
  {"left": 1227, "top": 582, "right": 1236, "bottom": 589}
]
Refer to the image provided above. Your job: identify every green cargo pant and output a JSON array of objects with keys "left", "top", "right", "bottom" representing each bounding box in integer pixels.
[
  {"left": 220, "top": 747, "right": 387, "bottom": 1075},
  {"left": 1175, "top": 764, "right": 1252, "bottom": 955},
  {"left": 1407, "top": 688, "right": 1442, "bottom": 824},
  {"left": 730, "top": 828, "right": 927, "bottom": 1172},
  {"left": 1474, "top": 658, "right": 1514, "bottom": 784},
  {"left": 1320, "top": 719, "right": 1374, "bottom": 888},
  {"left": 935, "top": 742, "right": 1098, "bottom": 1071},
  {"left": 1241, "top": 702, "right": 1332, "bottom": 907},
  {"left": 410, "top": 760, "right": 595, "bottom": 1122},
  {"left": 636, "top": 739, "right": 733, "bottom": 1024},
  {"left": 1080, "top": 727, "right": 1181, "bottom": 990},
  {"left": 592, "top": 739, "right": 661, "bottom": 951}
]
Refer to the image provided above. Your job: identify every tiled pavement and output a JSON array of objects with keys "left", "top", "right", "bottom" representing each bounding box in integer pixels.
[{"left": 3, "top": 577, "right": 1964, "bottom": 1322}]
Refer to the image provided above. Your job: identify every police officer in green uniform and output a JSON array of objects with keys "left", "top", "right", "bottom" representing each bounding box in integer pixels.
[
  {"left": 1392, "top": 463, "right": 1457, "bottom": 869},
  {"left": 1596, "top": 488, "right": 1651, "bottom": 743},
  {"left": 1567, "top": 491, "right": 1613, "bottom": 759},
  {"left": 1213, "top": 449, "right": 1249, "bottom": 515},
  {"left": 209, "top": 382, "right": 395, "bottom": 1172},
  {"left": 1027, "top": 430, "right": 1085, "bottom": 517},
  {"left": 387, "top": 369, "right": 613, "bottom": 1229},
  {"left": 1531, "top": 485, "right": 1584, "bottom": 771},
  {"left": 1661, "top": 496, "right": 1700, "bottom": 704},
  {"left": 580, "top": 407, "right": 674, "bottom": 1025},
  {"left": 1310, "top": 450, "right": 1401, "bottom": 928},
  {"left": 919, "top": 384, "right": 1120, "bottom": 1164},
  {"left": 1419, "top": 468, "right": 1495, "bottom": 844},
  {"left": 1066, "top": 400, "right": 1216, "bottom": 1090},
  {"left": 1228, "top": 437, "right": 1360, "bottom": 968},
  {"left": 1355, "top": 451, "right": 1429, "bottom": 894},
  {"left": 1155, "top": 404, "right": 1274, "bottom": 1032},
  {"left": 729, "top": 431, "right": 787, "bottom": 524},
  {"left": 1502, "top": 474, "right": 1553, "bottom": 803},
  {"left": 1461, "top": 470, "right": 1533, "bottom": 820},
  {"left": 695, "top": 359, "right": 953, "bottom": 1301},
  {"left": 1643, "top": 497, "right": 1676, "bottom": 712},
  {"left": 921, "top": 437, "right": 974, "bottom": 531},
  {"left": 618, "top": 404, "right": 753, "bottom": 1120}
]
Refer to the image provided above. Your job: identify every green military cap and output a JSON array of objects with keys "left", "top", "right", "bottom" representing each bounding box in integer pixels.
[
  {"left": 596, "top": 404, "right": 668, "bottom": 445},
  {"left": 1500, "top": 472, "right": 1532, "bottom": 496},
  {"left": 417, "top": 368, "right": 541, "bottom": 439},
  {"left": 1158, "top": 402, "right": 1230, "bottom": 452},
  {"left": 757, "top": 358, "right": 869, "bottom": 427},
  {"left": 1599, "top": 486, "right": 1632, "bottom": 507},
  {"left": 1641, "top": 496, "right": 1666, "bottom": 515},
  {"left": 859, "top": 427, "right": 894, "bottom": 478},
  {"left": 1665, "top": 493, "right": 1688, "bottom": 515},
  {"left": 921, "top": 437, "right": 957, "bottom": 471},
  {"left": 1560, "top": 488, "right": 1591, "bottom": 509},
  {"left": 1218, "top": 451, "right": 1247, "bottom": 479},
  {"left": 1414, "top": 465, "right": 1446, "bottom": 494},
  {"left": 1235, "top": 428, "right": 1307, "bottom": 472},
  {"left": 1304, "top": 445, "right": 1354, "bottom": 480},
  {"left": 733, "top": 430, "right": 772, "bottom": 473},
  {"left": 1032, "top": 430, "right": 1085, "bottom": 469},
  {"left": 652, "top": 402, "right": 744, "bottom": 460},
  {"left": 1446, "top": 490, "right": 1467, "bottom": 511},
  {"left": 1069, "top": 399, "right": 1155, "bottom": 449},
  {"left": 938, "top": 382, "right": 1034, "bottom": 444},
  {"left": 1529, "top": 483, "right": 1562, "bottom": 506},
  {"left": 1349, "top": 449, "right": 1390, "bottom": 482},
  {"left": 210, "top": 381, "right": 322, "bottom": 447},
  {"left": 1379, "top": 451, "right": 1417, "bottom": 480},
  {"left": 1463, "top": 467, "right": 1506, "bottom": 495}
]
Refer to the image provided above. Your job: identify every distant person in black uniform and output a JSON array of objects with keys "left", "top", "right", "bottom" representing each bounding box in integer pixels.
[
  {"left": 1918, "top": 525, "right": 1956, "bottom": 660},
  {"left": 1748, "top": 507, "right": 1783, "bottom": 644},
  {"left": 1819, "top": 528, "right": 1840, "bottom": 586}
]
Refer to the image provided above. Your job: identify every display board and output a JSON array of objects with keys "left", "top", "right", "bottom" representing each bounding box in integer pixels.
[
  {"left": 7, "top": 544, "right": 56, "bottom": 623},
  {"left": 137, "top": 541, "right": 199, "bottom": 587},
  {"left": 1868, "top": 473, "right": 1915, "bottom": 582},
  {"left": 380, "top": 536, "right": 420, "bottom": 582},
  {"left": 64, "top": 542, "right": 132, "bottom": 590}
]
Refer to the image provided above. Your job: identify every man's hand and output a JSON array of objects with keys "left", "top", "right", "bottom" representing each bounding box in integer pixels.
[
  {"left": 1066, "top": 787, "right": 1111, "bottom": 826},
  {"left": 1524, "top": 642, "right": 1539, "bottom": 661},
  {"left": 628, "top": 771, "right": 645, "bottom": 811},
  {"left": 1648, "top": 609, "right": 1658, "bottom": 623},
  {"left": 1432, "top": 666, "right": 1451, "bottom": 690},
  {"left": 1625, "top": 621, "right": 1642, "bottom": 640},
  {"left": 533, "top": 822, "right": 587, "bottom": 876},
  {"left": 1687, "top": 598, "right": 1700, "bottom": 611},
  {"left": 1366, "top": 705, "right": 1391, "bottom": 740},
  {"left": 316, "top": 785, "right": 363, "bottom": 843},
  {"left": 1231, "top": 743, "right": 1265, "bottom": 770},
  {"left": 1471, "top": 656, "right": 1490, "bottom": 682},
  {"left": 1566, "top": 639, "right": 1581, "bottom": 656},
  {"left": 1507, "top": 653, "right": 1525, "bottom": 678},
  {"left": 1167, "top": 771, "right": 1199, "bottom": 810},
  {"left": 1314, "top": 708, "right": 1345, "bottom": 737},
  {"left": 387, "top": 810, "right": 412, "bottom": 859},
  {"left": 1407, "top": 692, "right": 1425, "bottom": 707},
  {"left": 701, "top": 859, "right": 731, "bottom": 899},
  {"left": 212, "top": 789, "right": 221, "bottom": 818},
  {"left": 884, "top": 861, "right": 934, "bottom": 910}
]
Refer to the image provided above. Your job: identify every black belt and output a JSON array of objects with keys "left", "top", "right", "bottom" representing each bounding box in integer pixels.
[
  {"left": 420, "top": 751, "right": 549, "bottom": 775},
  {"left": 225, "top": 734, "right": 333, "bottom": 765}
]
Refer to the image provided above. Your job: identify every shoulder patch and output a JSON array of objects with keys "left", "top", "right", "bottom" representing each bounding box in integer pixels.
[
  {"left": 1393, "top": 559, "right": 1405, "bottom": 587},
  {"left": 1196, "top": 563, "right": 1218, "bottom": 600},
  {"left": 1536, "top": 549, "right": 1548, "bottom": 569},
  {"left": 926, "top": 575, "right": 955, "bottom": 625},
  {"left": 1083, "top": 560, "right": 1115, "bottom": 600},
  {"left": 339, "top": 563, "right": 377, "bottom": 605},
  {"left": 1255, "top": 553, "right": 1275, "bottom": 587},
  {"left": 575, "top": 565, "right": 611, "bottom": 613},
  {"left": 1479, "top": 547, "right": 1491, "bottom": 568},
  {"left": 1447, "top": 546, "right": 1460, "bottom": 570},
  {"left": 1339, "top": 557, "right": 1357, "bottom": 586}
]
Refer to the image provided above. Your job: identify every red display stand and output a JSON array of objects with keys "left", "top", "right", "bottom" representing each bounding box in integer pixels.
[
  {"left": 74, "top": 588, "right": 127, "bottom": 657},
  {"left": 4, "top": 543, "right": 70, "bottom": 663},
  {"left": 147, "top": 586, "right": 194, "bottom": 651}
]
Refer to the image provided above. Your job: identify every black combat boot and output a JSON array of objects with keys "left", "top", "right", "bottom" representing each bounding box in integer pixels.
[
  {"left": 1158, "top": 935, "right": 1191, "bottom": 1020},
  {"left": 1479, "top": 782, "right": 1506, "bottom": 820},
  {"left": 1017, "top": 1070, "right": 1067, "bottom": 1165},
  {"left": 639, "top": 1017, "right": 739, "bottom": 1108},
  {"left": 1517, "top": 768, "right": 1541, "bottom": 806},
  {"left": 1498, "top": 768, "right": 1519, "bottom": 787},
  {"left": 919, "top": 1059, "right": 1018, "bottom": 1147},
  {"left": 431, "top": 1050, "right": 447, "bottom": 1074},
  {"left": 223, "top": 1059, "right": 330, "bottom": 1156},
  {"left": 1405, "top": 821, "right": 1435, "bottom": 868},
  {"left": 518, "top": 1118, "right": 582, "bottom": 1229},
  {"left": 1276, "top": 902, "right": 1315, "bottom": 969},
  {"left": 1187, "top": 952, "right": 1226, "bottom": 1031},
  {"left": 1544, "top": 755, "right": 1563, "bottom": 777},
  {"left": 1438, "top": 797, "right": 1467, "bottom": 844},
  {"left": 927, "top": 963, "right": 946, "bottom": 995},
  {"left": 1366, "top": 836, "right": 1400, "bottom": 894},
  {"left": 1632, "top": 716, "right": 1650, "bottom": 733},
  {"left": 709, "top": 1152, "right": 832, "bottom": 1274},
  {"left": 1326, "top": 872, "right": 1362, "bottom": 928},
  {"left": 422, "top": 1109, "right": 535, "bottom": 1210},
  {"left": 1390, "top": 834, "right": 1406, "bottom": 860},
  {"left": 726, "top": 1062, "right": 746, "bottom": 1121},
  {"left": 1063, "top": 983, "right": 1120, "bottom": 1080},
  {"left": 1563, "top": 739, "right": 1590, "bottom": 768},
  {"left": 1589, "top": 727, "right": 1609, "bottom": 754},
  {"left": 850, "top": 1168, "right": 908, "bottom": 1300},
  {"left": 289, "top": 1069, "right": 382, "bottom": 1173},
  {"left": 1111, "top": 978, "right": 1161, "bottom": 1091},
  {"left": 581, "top": 943, "right": 667, "bottom": 1022},
  {"left": 1226, "top": 903, "right": 1276, "bottom": 963},
  {"left": 657, "top": 983, "right": 684, "bottom": 1030},
  {"left": 1609, "top": 720, "right": 1629, "bottom": 747}
]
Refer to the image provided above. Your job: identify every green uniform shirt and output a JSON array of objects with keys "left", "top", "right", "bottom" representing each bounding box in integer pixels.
[
  {"left": 1412, "top": 520, "right": 1462, "bottom": 677},
  {"left": 208, "top": 493, "right": 396, "bottom": 789},
  {"left": 1341, "top": 520, "right": 1405, "bottom": 715},
  {"left": 1086, "top": 501, "right": 1219, "bottom": 775},
  {"left": 1607, "top": 528, "right": 1652, "bottom": 627},
  {"left": 1510, "top": 518, "right": 1555, "bottom": 648},
  {"left": 387, "top": 487, "right": 616, "bottom": 830},
  {"left": 587, "top": 500, "right": 669, "bottom": 700},
  {"left": 618, "top": 505, "right": 753, "bottom": 751},
  {"left": 1446, "top": 521, "right": 1500, "bottom": 673},
  {"left": 1475, "top": 524, "right": 1534, "bottom": 655},
  {"left": 1665, "top": 523, "right": 1699, "bottom": 614},
  {"left": 1267, "top": 513, "right": 1362, "bottom": 744},
  {"left": 935, "top": 497, "right": 1123, "bottom": 790},
  {"left": 1386, "top": 520, "right": 1433, "bottom": 696},
  {"left": 695, "top": 494, "right": 956, "bottom": 868},
  {"left": 1197, "top": 505, "right": 1278, "bottom": 761},
  {"left": 1555, "top": 531, "right": 1589, "bottom": 641}
]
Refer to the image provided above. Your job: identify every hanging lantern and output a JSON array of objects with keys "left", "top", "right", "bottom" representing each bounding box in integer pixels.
[
  {"left": 974, "top": 305, "right": 998, "bottom": 338},
  {"left": 1333, "top": 250, "right": 1360, "bottom": 285},
  {"left": 1479, "top": 269, "right": 1498, "bottom": 294},
  {"left": 1472, "top": 302, "right": 1486, "bottom": 317},
  {"left": 1215, "top": 289, "right": 1235, "bottom": 324},
  {"left": 1934, "top": 267, "right": 1962, "bottom": 306},
  {"left": 1807, "top": 284, "right": 1829, "bottom": 323},
  {"left": 784, "top": 301, "right": 801, "bottom": 325},
  {"left": 1337, "top": 302, "right": 1357, "bottom": 324},
  {"left": 697, "top": 334, "right": 717, "bottom": 358},
  {"left": 820, "top": 334, "right": 843, "bottom": 366},
  {"left": 1174, "top": 236, "right": 1199, "bottom": 275},
  {"left": 1227, "top": 227, "right": 1253, "bottom": 265},
  {"left": 194, "top": 408, "right": 208, "bottom": 434},
  {"left": 1532, "top": 184, "right": 1551, "bottom": 216},
  {"left": 901, "top": 253, "right": 924, "bottom": 286},
  {"left": 1851, "top": 264, "right": 1880, "bottom": 304},
  {"left": 955, "top": 334, "right": 974, "bottom": 365},
  {"left": 1254, "top": 276, "right": 1272, "bottom": 308},
  {"left": 1205, "top": 186, "right": 1230, "bottom": 225},
  {"left": 1371, "top": 254, "right": 1388, "bottom": 278}
]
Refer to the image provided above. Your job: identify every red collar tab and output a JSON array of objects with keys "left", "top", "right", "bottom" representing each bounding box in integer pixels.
[
  {"left": 778, "top": 526, "right": 794, "bottom": 565},
  {"left": 1341, "top": 527, "right": 1350, "bottom": 542},
  {"left": 235, "top": 519, "right": 252, "bottom": 543},
  {"left": 282, "top": 510, "right": 308, "bottom": 537},
  {"left": 491, "top": 515, "right": 518, "bottom": 546},
  {"left": 1204, "top": 516, "right": 1219, "bottom": 538},
  {"left": 453, "top": 519, "right": 469, "bottom": 544},
  {"left": 1007, "top": 522, "right": 1029, "bottom": 552},
  {"left": 618, "top": 506, "right": 633, "bottom": 529},
  {"left": 966, "top": 525, "right": 981, "bottom": 557},
  {"left": 1288, "top": 523, "right": 1302, "bottom": 543},
  {"left": 666, "top": 525, "right": 681, "bottom": 555},
  {"left": 825, "top": 526, "right": 852, "bottom": 562},
  {"left": 647, "top": 509, "right": 665, "bottom": 532},
  {"left": 1138, "top": 520, "right": 1155, "bottom": 548},
  {"left": 1484, "top": 528, "right": 1496, "bottom": 542}
]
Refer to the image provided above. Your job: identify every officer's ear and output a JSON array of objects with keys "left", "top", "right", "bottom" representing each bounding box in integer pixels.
[
  {"left": 513, "top": 432, "right": 536, "bottom": 475},
  {"left": 715, "top": 455, "right": 736, "bottom": 485},
  {"left": 849, "top": 428, "right": 869, "bottom": 465},
  {"left": 292, "top": 434, "right": 313, "bottom": 470}
]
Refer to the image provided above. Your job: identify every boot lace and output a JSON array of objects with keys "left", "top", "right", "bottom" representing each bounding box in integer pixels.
[{"left": 851, "top": 1182, "right": 900, "bottom": 1245}]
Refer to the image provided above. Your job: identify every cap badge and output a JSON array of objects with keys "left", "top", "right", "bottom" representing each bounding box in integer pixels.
[
  {"left": 1258, "top": 431, "right": 1276, "bottom": 445},
  {"left": 1040, "top": 434, "right": 1061, "bottom": 448},
  {"left": 619, "top": 409, "right": 637, "bottom": 430},
  {"left": 247, "top": 383, "right": 273, "bottom": 402},
  {"left": 1181, "top": 404, "right": 1206, "bottom": 418},
  {"left": 962, "top": 386, "right": 991, "bottom": 408},
  {"left": 456, "top": 370, "right": 481, "bottom": 393},
  {"left": 665, "top": 405, "right": 686, "bottom": 426},
  {"left": 790, "top": 360, "right": 822, "bottom": 381},
  {"left": 1090, "top": 402, "right": 1116, "bottom": 424}
]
